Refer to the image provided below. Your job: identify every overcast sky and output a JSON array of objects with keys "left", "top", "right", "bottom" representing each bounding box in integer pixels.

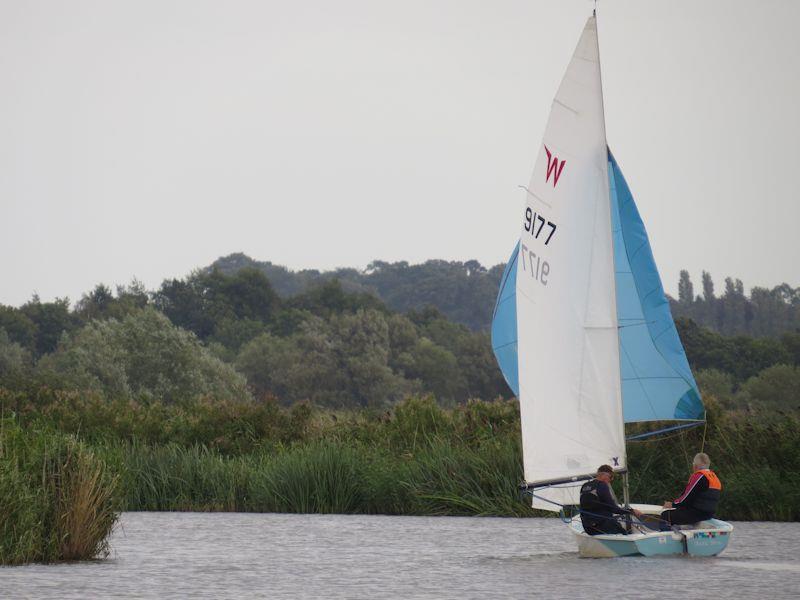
[{"left": 1, "top": 0, "right": 798, "bottom": 307}]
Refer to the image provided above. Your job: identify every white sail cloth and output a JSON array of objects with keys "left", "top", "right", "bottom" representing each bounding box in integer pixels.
[{"left": 515, "top": 16, "right": 626, "bottom": 510}]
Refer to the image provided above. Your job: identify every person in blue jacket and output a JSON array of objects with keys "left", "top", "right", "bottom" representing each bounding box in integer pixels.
[{"left": 579, "top": 465, "right": 642, "bottom": 535}]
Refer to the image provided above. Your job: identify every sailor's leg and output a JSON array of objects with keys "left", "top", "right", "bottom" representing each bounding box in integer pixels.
[
  {"left": 662, "top": 507, "right": 707, "bottom": 526},
  {"left": 596, "top": 517, "right": 627, "bottom": 535}
]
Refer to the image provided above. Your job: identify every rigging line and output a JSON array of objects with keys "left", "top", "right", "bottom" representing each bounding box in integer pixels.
[
  {"left": 526, "top": 490, "right": 674, "bottom": 528},
  {"left": 700, "top": 412, "right": 708, "bottom": 453},
  {"left": 627, "top": 423, "right": 704, "bottom": 444},
  {"left": 492, "top": 340, "right": 518, "bottom": 351},
  {"left": 618, "top": 320, "right": 658, "bottom": 329}
]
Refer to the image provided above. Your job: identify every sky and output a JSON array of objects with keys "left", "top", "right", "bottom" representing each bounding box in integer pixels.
[{"left": 1, "top": 0, "right": 798, "bottom": 307}]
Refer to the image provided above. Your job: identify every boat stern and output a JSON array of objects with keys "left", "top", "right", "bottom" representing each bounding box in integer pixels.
[{"left": 684, "top": 519, "right": 734, "bottom": 557}]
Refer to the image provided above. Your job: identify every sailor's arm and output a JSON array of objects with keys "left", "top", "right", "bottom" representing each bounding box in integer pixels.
[{"left": 673, "top": 472, "right": 708, "bottom": 508}]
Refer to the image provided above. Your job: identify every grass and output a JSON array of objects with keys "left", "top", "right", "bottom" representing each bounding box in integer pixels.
[
  {"left": 0, "top": 419, "right": 120, "bottom": 565},
  {"left": 2, "top": 392, "right": 799, "bottom": 524}
]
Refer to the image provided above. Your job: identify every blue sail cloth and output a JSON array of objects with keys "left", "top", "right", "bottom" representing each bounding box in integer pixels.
[
  {"left": 491, "top": 241, "right": 520, "bottom": 396},
  {"left": 608, "top": 150, "right": 703, "bottom": 422},
  {"left": 490, "top": 152, "right": 704, "bottom": 423}
]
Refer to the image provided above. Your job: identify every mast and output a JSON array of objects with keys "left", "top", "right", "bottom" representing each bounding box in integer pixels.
[
  {"left": 594, "top": 7, "right": 631, "bottom": 517},
  {"left": 594, "top": 5, "right": 629, "bottom": 498}
]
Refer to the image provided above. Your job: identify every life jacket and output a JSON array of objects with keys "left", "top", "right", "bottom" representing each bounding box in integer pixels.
[{"left": 693, "top": 468, "right": 722, "bottom": 514}]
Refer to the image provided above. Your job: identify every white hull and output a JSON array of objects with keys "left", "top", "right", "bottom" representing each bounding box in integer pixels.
[{"left": 568, "top": 504, "right": 733, "bottom": 558}]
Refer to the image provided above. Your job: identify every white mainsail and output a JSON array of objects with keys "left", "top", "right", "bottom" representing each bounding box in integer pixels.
[{"left": 515, "top": 16, "right": 625, "bottom": 510}]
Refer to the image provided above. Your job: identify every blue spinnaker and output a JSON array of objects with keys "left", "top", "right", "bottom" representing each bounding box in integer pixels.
[
  {"left": 608, "top": 150, "right": 704, "bottom": 422},
  {"left": 491, "top": 241, "right": 519, "bottom": 396}
]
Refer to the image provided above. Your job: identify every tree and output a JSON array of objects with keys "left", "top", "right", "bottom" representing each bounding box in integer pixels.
[
  {"left": 0, "top": 306, "right": 37, "bottom": 352},
  {"left": 0, "top": 328, "right": 30, "bottom": 382},
  {"left": 678, "top": 270, "right": 694, "bottom": 306},
  {"left": 36, "top": 308, "right": 249, "bottom": 403},
  {"left": 74, "top": 280, "right": 149, "bottom": 323},
  {"left": 287, "top": 279, "right": 385, "bottom": 319},
  {"left": 694, "top": 369, "right": 735, "bottom": 409},
  {"left": 737, "top": 365, "right": 800, "bottom": 413},
  {"left": 20, "top": 297, "right": 77, "bottom": 357},
  {"left": 153, "top": 268, "right": 280, "bottom": 343},
  {"left": 701, "top": 271, "right": 715, "bottom": 302},
  {"left": 329, "top": 309, "right": 409, "bottom": 407},
  {"left": 404, "top": 337, "right": 464, "bottom": 405}
]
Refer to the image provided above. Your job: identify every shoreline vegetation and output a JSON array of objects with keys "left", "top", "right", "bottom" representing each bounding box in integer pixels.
[
  {"left": 3, "top": 396, "right": 799, "bottom": 530},
  {"left": 0, "top": 419, "right": 118, "bottom": 565},
  {"left": 1, "top": 259, "right": 798, "bottom": 564}
]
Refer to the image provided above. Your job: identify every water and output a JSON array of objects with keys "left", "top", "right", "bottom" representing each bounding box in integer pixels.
[{"left": 3, "top": 513, "right": 799, "bottom": 599}]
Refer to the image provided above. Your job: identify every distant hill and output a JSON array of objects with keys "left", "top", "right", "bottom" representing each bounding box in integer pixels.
[
  {"left": 209, "top": 253, "right": 504, "bottom": 332},
  {"left": 208, "top": 254, "right": 799, "bottom": 337}
]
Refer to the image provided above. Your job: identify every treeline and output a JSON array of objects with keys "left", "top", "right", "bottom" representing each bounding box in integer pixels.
[
  {"left": 671, "top": 270, "right": 800, "bottom": 337},
  {"left": 210, "top": 253, "right": 800, "bottom": 337},
  {"left": 1, "top": 263, "right": 799, "bottom": 414},
  {"left": 0, "top": 268, "right": 509, "bottom": 409},
  {"left": 210, "top": 253, "right": 503, "bottom": 331}
]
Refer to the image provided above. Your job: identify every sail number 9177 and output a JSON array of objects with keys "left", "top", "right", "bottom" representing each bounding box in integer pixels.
[
  {"left": 520, "top": 243, "right": 549, "bottom": 286},
  {"left": 524, "top": 208, "right": 556, "bottom": 245}
]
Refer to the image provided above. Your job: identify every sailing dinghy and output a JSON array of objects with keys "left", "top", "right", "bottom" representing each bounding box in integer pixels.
[{"left": 490, "top": 13, "right": 733, "bottom": 558}]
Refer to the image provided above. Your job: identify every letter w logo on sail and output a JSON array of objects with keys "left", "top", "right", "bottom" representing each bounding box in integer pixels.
[{"left": 544, "top": 145, "right": 566, "bottom": 187}]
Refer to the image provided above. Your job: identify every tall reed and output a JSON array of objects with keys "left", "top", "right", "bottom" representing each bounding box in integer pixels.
[{"left": 0, "top": 420, "right": 120, "bottom": 565}]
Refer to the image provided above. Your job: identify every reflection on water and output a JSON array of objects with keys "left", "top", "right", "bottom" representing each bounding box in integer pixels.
[{"left": 2, "top": 513, "right": 799, "bottom": 599}]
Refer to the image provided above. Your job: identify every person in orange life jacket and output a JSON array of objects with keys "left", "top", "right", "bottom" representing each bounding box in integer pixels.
[
  {"left": 579, "top": 465, "right": 643, "bottom": 536},
  {"left": 660, "top": 452, "right": 722, "bottom": 527}
]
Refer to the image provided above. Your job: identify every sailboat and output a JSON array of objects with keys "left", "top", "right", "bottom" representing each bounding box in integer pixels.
[{"left": 490, "top": 13, "right": 733, "bottom": 558}]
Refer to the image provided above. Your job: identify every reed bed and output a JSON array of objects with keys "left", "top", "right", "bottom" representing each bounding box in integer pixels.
[
  {"left": 4, "top": 394, "right": 799, "bottom": 522},
  {"left": 0, "top": 420, "right": 120, "bottom": 565},
  {"left": 95, "top": 398, "right": 800, "bottom": 521}
]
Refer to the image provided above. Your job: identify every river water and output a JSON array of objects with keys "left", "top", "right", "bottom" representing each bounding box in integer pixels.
[{"left": 2, "top": 513, "right": 799, "bottom": 599}]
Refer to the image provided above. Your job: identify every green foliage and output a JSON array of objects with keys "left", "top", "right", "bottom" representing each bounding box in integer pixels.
[
  {"left": 16, "top": 297, "right": 79, "bottom": 357},
  {"left": 629, "top": 415, "right": 800, "bottom": 521},
  {"left": 74, "top": 280, "right": 149, "bottom": 322},
  {"left": 237, "top": 310, "right": 414, "bottom": 407},
  {"left": 153, "top": 267, "right": 280, "bottom": 341},
  {"left": 0, "top": 420, "right": 120, "bottom": 564},
  {"left": 287, "top": 279, "right": 387, "bottom": 319},
  {"left": 737, "top": 365, "right": 800, "bottom": 413},
  {"left": 695, "top": 369, "right": 736, "bottom": 408},
  {"left": 0, "top": 328, "right": 31, "bottom": 381},
  {"left": 248, "top": 442, "right": 371, "bottom": 514},
  {"left": 210, "top": 253, "right": 502, "bottom": 331},
  {"left": 4, "top": 388, "right": 311, "bottom": 454},
  {"left": 90, "top": 397, "right": 530, "bottom": 517},
  {"left": 676, "top": 317, "right": 793, "bottom": 382},
  {"left": 671, "top": 272, "right": 800, "bottom": 337},
  {"left": 0, "top": 306, "right": 37, "bottom": 351},
  {"left": 35, "top": 308, "right": 249, "bottom": 403},
  {"left": 2, "top": 391, "right": 798, "bottom": 521}
]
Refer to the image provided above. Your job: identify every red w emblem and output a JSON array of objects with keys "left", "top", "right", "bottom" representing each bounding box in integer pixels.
[{"left": 544, "top": 145, "right": 566, "bottom": 187}]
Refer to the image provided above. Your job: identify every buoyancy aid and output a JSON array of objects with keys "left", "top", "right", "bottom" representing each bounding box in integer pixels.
[
  {"left": 690, "top": 469, "right": 722, "bottom": 514},
  {"left": 695, "top": 468, "right": 721, "bottom": 512}
]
